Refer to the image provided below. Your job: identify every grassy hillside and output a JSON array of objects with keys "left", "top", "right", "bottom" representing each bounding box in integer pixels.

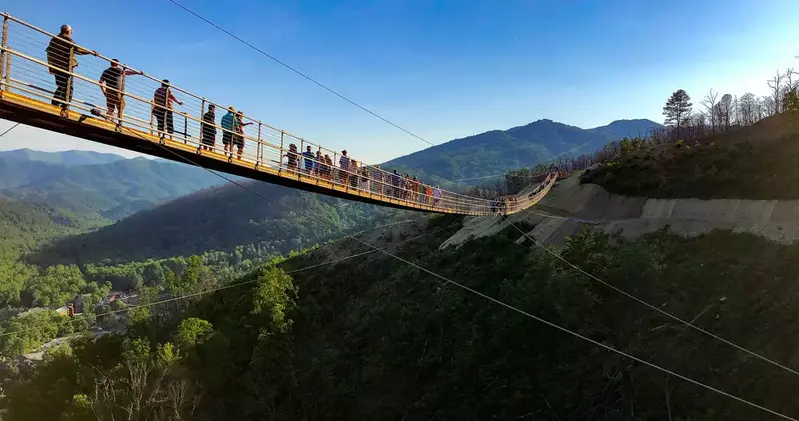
[
  {"left": 581, "top": 113, "right": 799, "bottom": 199},
  {"left": 33, "top": 181, "right": 408, "bottom": 265},
  {"left": 383, "top": 118, "right": 661, "bottom": 184},
  {"left": 6, "top": 221, "right": 799, "bottom": 420},
  {"left": 2, "top": 158, "right": 224, "bottom": 220}
]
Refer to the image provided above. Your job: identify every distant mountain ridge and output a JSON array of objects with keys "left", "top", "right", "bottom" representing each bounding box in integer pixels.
[
  {"left": 0, "top": 150, "right": 225, "bottom": 221},
  {"left": 27, "top": 116, "right": 661, "bottom": 266},
  {"left": 382, "top": 118, "right": 662, "bottom": 185},
  {"left": 0, "top": 148, "right": 125, "bottom": 167}
]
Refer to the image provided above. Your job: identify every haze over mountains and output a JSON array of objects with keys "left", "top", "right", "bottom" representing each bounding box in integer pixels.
[
  {"left": 383, "top": 118, "right": 662, "bottom": 184},
  {"left": 0, "top": 150, "right": 225, "bottom": 221},
  {"left": 4, "top": 116, "right": 659, "bottom": 262}
]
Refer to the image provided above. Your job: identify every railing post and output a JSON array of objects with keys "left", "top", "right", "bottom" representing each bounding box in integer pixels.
[
  {"left": 299, "top": 138, "right": 304, "bottom": 176},
  {"left": 257, "top": 122, "right": 262, "bottom": 167},
  {"left": 278, "top": 131, "right": 284, "bottom": 173},
  {"left": 198, "top": 99, "right": 205, "bottom": 150},
  {"left": 117, "top": 65, "right": 127, "bottom": 125},
  {"left": 64, "top": 46, "right": 75, "bottom": 110},
  {"left": 333, "top": 152, "right": 339, "bottom": 185},
  {"left": 1, "top": 16, "right": 8, "bottom": 91}
]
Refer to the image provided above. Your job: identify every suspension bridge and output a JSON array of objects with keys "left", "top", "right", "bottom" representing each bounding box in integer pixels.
[{"left": 0, "top": 13, "right": 556, "bottom": 216}]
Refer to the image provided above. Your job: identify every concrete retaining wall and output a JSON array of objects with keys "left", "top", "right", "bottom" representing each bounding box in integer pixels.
[{"left": 443, "top": 172, "right": 799, "bottom": 248}]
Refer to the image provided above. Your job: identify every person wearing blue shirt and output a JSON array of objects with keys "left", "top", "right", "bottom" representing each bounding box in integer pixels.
[
  {"left": 221, "top": 107, "right": 235, "bottom": 154},
  {"left": 302, "top": 145, "right": 315, "bottom": 174}
]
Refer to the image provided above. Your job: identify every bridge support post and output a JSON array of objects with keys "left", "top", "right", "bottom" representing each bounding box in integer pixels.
[
  {"left": 257, "top": 122, "right": 262, "bottom": 168},
  {"left": 1, "top": 16, "right": 9, "bottom": 92},
  {"left": 278, "top": 131, "right": 284, "bottom": 174},
  {"left": 62, "top": 47, "right": 75, "bottom": 115}
]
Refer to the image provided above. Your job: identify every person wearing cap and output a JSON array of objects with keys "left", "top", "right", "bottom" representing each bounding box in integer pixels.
[
  {"left": 221, "top": 107, "right": 236, "bottom": 154},
  {"left": 45, "top": 24, "right": 97, "bottom": 110},
  {"left": 338, "top": 150, "right": 351, "bottom": 186},
  {"left": 98, "top": 59, "right": 142, "bottom": 120},
  {"left": 152, "top": 79, "right": 182, "bottom": 137}
]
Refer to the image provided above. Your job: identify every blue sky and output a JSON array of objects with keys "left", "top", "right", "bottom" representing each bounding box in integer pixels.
[{"left": 1, "top": 0, "right": 798, "bottom": 162}]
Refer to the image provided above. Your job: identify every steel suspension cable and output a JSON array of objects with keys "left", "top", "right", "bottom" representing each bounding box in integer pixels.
[
  {"left": 135, "top": 127, "right": 797, "bottom": 420},
  {"left": 501, "top": 216, "right": 799, "bottom": 377},
  {"left": 166, "top": 0, "right": 436, "bottom": 148},
  {"left": 0, "top": 216, "right": 478, "bottom": 341}
]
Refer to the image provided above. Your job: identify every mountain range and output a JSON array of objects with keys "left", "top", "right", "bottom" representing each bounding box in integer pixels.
[
  {"left": 382, "top": 118, "right": 662, "bottom": 184},
  {"left": 8, "top": 117, "right": 660, "bottom": 263},
  {"left": 0, "top": 150, "right": 225, "bottom": 221}
]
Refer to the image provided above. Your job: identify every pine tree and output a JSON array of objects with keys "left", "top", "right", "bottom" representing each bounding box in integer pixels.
[{"left": 663, "top": 89, "right": 693, "bottom": 138}]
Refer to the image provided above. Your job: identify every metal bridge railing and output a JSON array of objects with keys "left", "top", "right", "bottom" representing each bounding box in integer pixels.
[{"left": 0, "top": 13, "right": 553, "bottom": 216}]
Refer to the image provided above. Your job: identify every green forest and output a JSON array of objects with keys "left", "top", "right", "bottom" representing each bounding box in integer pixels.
[{"left": 3, "top": 217, "right": 799, "bottom": 420}]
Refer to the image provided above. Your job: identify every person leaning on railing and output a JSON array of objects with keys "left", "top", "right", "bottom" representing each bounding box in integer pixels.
[
  {"left": 233, "top": 111, "right": 251, "bottom": 160},
  {"left": 98, "top": 59, "right": 141, "bottom": 120},
  {"left": 45, "top": 24, "right": 97, "bottom": 111},
  {"left": 152, "top": 79, "right": 182, "bottom": 138}
]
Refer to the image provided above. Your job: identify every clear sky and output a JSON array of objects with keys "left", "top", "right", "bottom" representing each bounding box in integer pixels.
[{"left": 1, "top": 0, "right": 798, "bottom": 162}]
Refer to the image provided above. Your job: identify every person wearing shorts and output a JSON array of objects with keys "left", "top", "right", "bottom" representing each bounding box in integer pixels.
[
  {"left": 98, "top": 59, "right": 140, "bottom": 120},
  {"left": 221, "top": 107, "right": 235, "bottom": 154}
]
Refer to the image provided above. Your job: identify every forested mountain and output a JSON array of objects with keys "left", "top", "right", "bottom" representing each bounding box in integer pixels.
[
  {"left": 6, "top": 219, "right": 799, "bottom": 420},
  {"left": 0, "top": 157, "right": 65, "bottom": 189},
  {"left": 0, "top": 152, "right": 225, "bottom": 220},
  {"left": 15, "top": 117, "right": 656, "bottom": 264},
  {"left": 381, "top": 118, "right": 661, "bottom": 184},
  {"left": 0, "top": 198, "right": 100, "bottom": 307},
  {"left": 34, "top": 181, "right": 408, "bottom": 265}
]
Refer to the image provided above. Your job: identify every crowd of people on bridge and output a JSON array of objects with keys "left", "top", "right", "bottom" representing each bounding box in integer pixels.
[
  {"left": 44, "top": 23, "right": 446, "bottom": 208},
  {"left": 281, "top": 144, "right": 444, "bottom": 207},
  {"left": 42, "top": 23, "right": 557, "bottom": 213}
]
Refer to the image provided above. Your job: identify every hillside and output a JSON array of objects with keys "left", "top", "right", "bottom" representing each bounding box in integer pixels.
[
  {"left": 6, "top": 219, "right": 799, "bottom": 420},
  {"left": 0, "top": 149, "right": 124, "bottom": 167},
  {"left": 0, "top": 148, "right": 122, "bottom": 189},
  {"left": 1, "top": 154, "right": 225, "bottom": 220},
  {"left": 0, "top": 156, "right": 66, "bottom": 189},
  {"left": 33, "top": 181, "right": 407, "bottom": 265},
  {"left": 0, "top": 198, "right": 97, "bottom": 258},
  {"left": 0, "top": 199, "right": 99, "bottom": 307},
  {"left": 581, "top": 113, "right": 799, "bottom": 199},
  {"left": 382, "top": 118, "right": 661, "bottom": 184}
]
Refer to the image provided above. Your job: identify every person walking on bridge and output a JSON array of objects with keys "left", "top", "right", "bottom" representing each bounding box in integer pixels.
[
  {"left": 221, "top": 107, "right": 235, "bottom": 154},
  {"left": 200, "top": 104, "right": 216, "bottom": 151},
  {"left": 98, "top": 59, "right": 141, "bottom": 121},
  {"left": 302, "top": 146, "right": 315, "bottom": 175},
  {"left": 152, "top": 80, "right": 182, "bottom": 139},
  {"left": 46, "top": 24, "right": 97, "bottom": 112},
  {"left": 433, "top": 185, "right": 441, "bottom": 207},
  {"left": 339, "top": 150, "right": 351, "bottom": 187}
]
